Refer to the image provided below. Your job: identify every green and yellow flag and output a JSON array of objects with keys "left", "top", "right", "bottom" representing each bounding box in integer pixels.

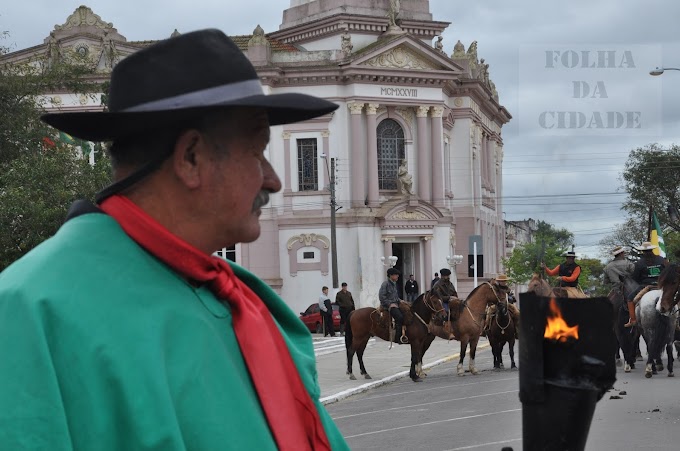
[
  {"left": 58, "top": 131, "right": 76, "bottom": 145},
  {"left": 650, "top": 211, "right": 667, "bottom": 258}
]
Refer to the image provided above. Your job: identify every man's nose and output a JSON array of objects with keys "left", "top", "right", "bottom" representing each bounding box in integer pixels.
[{"left": 262, "top": 159, "right": 282, "bottom": 193}]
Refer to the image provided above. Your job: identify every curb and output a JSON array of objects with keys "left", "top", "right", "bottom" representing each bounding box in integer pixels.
[{"left": 320, "top": 342, "right": 490, "bottom": 405}]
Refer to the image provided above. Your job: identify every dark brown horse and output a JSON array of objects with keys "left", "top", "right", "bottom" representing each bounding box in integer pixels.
[
  {"left": 345, "top": 293, "right": 446, "bottom": 382},
  {"left": 427, "top": 280, "right": 507, "bottom": 376},
  {"left": 487, "top": 297, "right": 517, "bottom": 370}
]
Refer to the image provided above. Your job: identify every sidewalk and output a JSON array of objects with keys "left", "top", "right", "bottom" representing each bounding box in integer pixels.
[{"left": 312, "top": 334, "right": 490, "bottom": 405}]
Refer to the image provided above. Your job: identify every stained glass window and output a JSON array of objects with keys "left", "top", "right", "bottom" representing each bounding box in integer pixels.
[
  {"left": 297, "top": 138, "right": 318, "bottom": 191},
  {"left": 377, "top": 119, "right": 405, "bottom": 190}
]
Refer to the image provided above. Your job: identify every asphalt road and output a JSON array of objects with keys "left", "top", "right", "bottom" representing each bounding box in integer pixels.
[{"left": 325, "top": 346, "right": 680, "bottom": 451}]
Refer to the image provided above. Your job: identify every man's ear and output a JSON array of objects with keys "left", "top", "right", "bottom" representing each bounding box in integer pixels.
[{"left": 171, "top": 129, "right": 207, "bottom": 189}]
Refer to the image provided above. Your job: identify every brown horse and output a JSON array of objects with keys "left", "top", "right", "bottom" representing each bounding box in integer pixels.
[
  {"left": 526, "top": 272, "right": 587, "bottom": 298},
  {"left": 487, "top": 297, "right": 517, "bottom": 370},
  {"left": 427, "top": 280, "right": 507, "bottom": 376},
  {"left": 345, "top": 293, "right": 446, "bottom": 382}
]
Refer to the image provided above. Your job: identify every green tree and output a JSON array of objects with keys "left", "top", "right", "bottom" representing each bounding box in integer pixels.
[
  {"left": 0, "top": 147, "right": 111, "bottom": 270},
  {"left": 0, "top": 33, "right": 111, "bottom": 270},
  {"left": 621, "top": 143, "right": 680, "bottom": 233},
  {"left": 503, "top": 220, "right": 574, "bottom": 284}
]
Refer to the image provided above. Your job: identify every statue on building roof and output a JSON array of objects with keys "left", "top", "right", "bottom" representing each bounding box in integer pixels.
[
  {"left": 452, "top": 40, "right": 466, "bottom": 58},
  {"left": 55, "top": 6, "right": 114, "bottom": 32},
  {"left": 434, "top": 35, "right": 444, "bottom": 54},
  {"left": 466, "top": 40, "right": 479, "bottom": 71},
  {"left": 170, "top": 29, "right": 181, "bottom": 38},
  {"left": 478, "top": 58, "right": 490, "bottom": 85},
  {"left": 387, "top": 0, "right": 401, "bottom": 28},
  {"left": 341, "top": 31, "right": 353, "bottom": 55},
  {"left": 45, "top": 32, "right": 61, "bottom": 67},
  {"left": 101, "top": 31, "right": 117, "bottom": 69},
  {"left": 248, "top": 25, "right": 269, "bottom": 47}
]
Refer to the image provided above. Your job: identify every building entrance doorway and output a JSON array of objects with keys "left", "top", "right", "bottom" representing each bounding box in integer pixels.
[{"left": 391, "top": 243, "right": 418, "bottom": 299}]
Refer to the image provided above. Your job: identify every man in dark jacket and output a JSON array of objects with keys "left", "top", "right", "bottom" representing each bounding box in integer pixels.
[
  {"left": 431, "top": 272, "right": 440, "bottom": 290},
  {"left": 334, "top": 282, "right": 355, "bottom": 335},
  {"left": 404, "top": 274, "right": 419, "bottom": 304},
  {"left": 430, "top": 268, "right": 458, "bottom": 321},
  {"left": 542, "top": 251, "right": 581, "bottom": 287},
  {"left": 379, "top": 268, "right": 407, "bottom": 344},
  {"left": 625, "top": 241, "right": 667, "bottom": 327}
]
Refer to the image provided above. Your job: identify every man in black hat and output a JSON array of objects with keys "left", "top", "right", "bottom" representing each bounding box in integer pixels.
[
  {"left": 0, "top": 29, "right": 347, "bottom": 450},
  {"left": 379, "top": 267, "right": 408, "bottom": 344},
  {"left": 542, "top": 251, "right": 581, "bottom": 288},
  {"left": 430, "top": 268, "right": 459, "bottom": 321}
]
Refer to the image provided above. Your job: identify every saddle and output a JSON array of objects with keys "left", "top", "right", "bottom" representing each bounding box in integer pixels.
[
  {"left": 377, "top": 301, "right": 413, "bottom": 328},
  {"left": 633, "top": 285, "right": 655, "bottom": 304}
]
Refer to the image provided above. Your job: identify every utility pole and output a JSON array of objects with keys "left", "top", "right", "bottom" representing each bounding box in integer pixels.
[{"left": 330, "top": 157, "right": 339, "bottom": 288}]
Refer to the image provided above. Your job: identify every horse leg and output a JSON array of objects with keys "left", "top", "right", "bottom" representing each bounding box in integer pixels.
[
  {"left": 356, "top": 341, "right": 372, "bottom": 379},
  {"left": 418, "top": 334, "right": 436, "bottom": 378},
  {"left": 666, "top": 342, "right": 675, "bottom": 377},
  {"left": 410, "top": 340, "right": 422, "bottom": 382},
  {"left": 457, "top": 339, "right": 469, "bottom": 376},
  {"left": 468, "top": 336, "right": 480, "bottom": 375},
  {"left": 492, "top": 341, "right": 500, "bottom": 370},
  {"left": 509, "top": 338, "right": 517, "bottom": 369},
  {"left": 499, "top": 341, "right": 505, "bottom": 369}
]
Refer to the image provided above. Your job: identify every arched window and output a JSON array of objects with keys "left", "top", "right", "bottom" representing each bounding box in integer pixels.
[{"left": 377, "top": 119, "right": 405, "bottom": 190}]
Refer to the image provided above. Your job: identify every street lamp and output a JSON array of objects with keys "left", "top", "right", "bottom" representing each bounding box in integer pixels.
[
  {"left": 381, "top": 256, "right": 398, "bottom": 268},
  {"left": 446, "top": 254, "right": 464, "bottom": 267},
  {"left": 446, "top": 254, "right": 463, "bottom": 290},
  {"left": 649, "top": 67, "right": 680, "bottom": 76}
]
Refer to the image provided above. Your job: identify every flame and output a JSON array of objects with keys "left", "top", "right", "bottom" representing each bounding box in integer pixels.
[{"left": 544, "top": 298, "right": 579, "bottom": 342}]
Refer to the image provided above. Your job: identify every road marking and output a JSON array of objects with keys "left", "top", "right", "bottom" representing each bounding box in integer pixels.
[
  {"left": 332, "top": 389, "right": 517, "bottom": 420},
  {"left": 343, "top": 408, "right": 521, "bottom": 439},
  {"left": 360, "top": 374, "right": 517, "bottom": 402},
  {"left": 444, "top": 438, "right": 522, "bottom": 450}
]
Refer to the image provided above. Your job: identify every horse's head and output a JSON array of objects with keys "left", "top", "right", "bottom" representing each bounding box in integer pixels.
[
  {"left": 421, "top": 293, "right": 447, "bottom": 322},
  {"left": 497, "top": 298, "right": 509, "bottom": 316},
  {"left": 488, "top": 278, "right": 511, "bottom": 304},
  {"left": 527, "top": 273, "right": 552, "bottom": 297},
  {"left": 658, "top": 264, "right": 680, "bottom": 314}
]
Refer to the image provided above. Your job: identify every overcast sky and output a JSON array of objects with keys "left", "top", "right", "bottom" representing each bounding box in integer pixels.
[{"left": 2, "top": 0, "right": 678, "bottom": 258}]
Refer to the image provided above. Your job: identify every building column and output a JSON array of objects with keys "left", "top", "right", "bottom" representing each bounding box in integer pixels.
[
  {"left": 430, "top": 106, "right": 444, "bottom": 206},
  {"left": 282, "top": 132, "right": 293, "bottom": 213},
  {"left": 366, "top": 103, "right": 380, "bottom": 207},
  {"left": 416, "top": 106, "right": 431, "bottom": 202},
  {"left": 422, "top": 236, "right": 433, "bottom": 289},
  {"left": 382, "top": 236, "right": 395, "bottom": 259},
  {"left": 348, "top": 102, "right": 365, "bottom": 208}
]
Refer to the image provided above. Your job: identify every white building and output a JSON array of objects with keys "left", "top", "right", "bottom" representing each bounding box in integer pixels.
[{"left": 2, "top": 1, "right": 511, "bottom": 315}]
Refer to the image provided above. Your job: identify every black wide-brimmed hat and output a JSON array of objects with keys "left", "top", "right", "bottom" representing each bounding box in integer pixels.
[{"left": 41, "top": 29, "right": 339, "bottom": 141}]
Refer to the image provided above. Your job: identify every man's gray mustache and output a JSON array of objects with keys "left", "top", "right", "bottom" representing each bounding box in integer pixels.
[{"left": 252, "top": 191, "right": 270, "bottom": 211}]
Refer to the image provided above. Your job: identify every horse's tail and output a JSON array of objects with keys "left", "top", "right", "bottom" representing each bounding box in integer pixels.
[{"left": 345, "top": 310, "right": 354, "bottom": 350}]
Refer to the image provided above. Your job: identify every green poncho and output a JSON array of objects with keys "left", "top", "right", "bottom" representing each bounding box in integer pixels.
[{"left": 0, "top": 212, "right": 348, "bottom": 450}]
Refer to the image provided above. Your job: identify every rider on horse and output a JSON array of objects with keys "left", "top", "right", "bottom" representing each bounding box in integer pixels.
[
  {"left": 483, "top": 274, "right": 519, "bottom": 339},
  {"left": 430, "top": 268, "right": 459, "bottom": 321},
  {"left": 603, "top": 245, "right": 634, "bottom": 295},
  {"left": 624, "top": 241, "right": 668, "bottom": 327},
  {"left": 379, "top": 267, "right": 408, "bottom": 344},
  {"left": 542, "top": 250, "right": 581, "bottom": 287}
]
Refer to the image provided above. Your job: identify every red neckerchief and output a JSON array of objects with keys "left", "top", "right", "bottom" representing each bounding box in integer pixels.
[{"left": 100, "top": 194, "right": 330, "bottom": 451}]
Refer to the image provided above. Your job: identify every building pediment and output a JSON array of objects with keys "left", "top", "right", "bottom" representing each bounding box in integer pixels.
[
  {"left": 347, "top": 36, "right": 463, "bottom": 74},
  {"left": 376, "top": 199, "right": 444, "bottom": 229}
]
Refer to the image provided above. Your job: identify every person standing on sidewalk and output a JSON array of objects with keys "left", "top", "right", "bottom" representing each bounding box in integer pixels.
[
  {"left": 431, "top": 272, "right": 440, "bottom": 290},
  {"left": 319, "top": 286, "right": 335, "bottom": 336},
  {"left": 404, "top": 274, "right": 419, "bottom": 304},
  {"left": 379, "top": 268, "right": 408, "bottom": 344},
  {"left": 335, "top": 282, "right": 355, "bottom": 335}
]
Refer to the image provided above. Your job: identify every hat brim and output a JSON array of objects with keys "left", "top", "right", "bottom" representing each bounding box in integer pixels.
[{"left": 41, "top": 93, "right": 339, "bottom": 142}]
